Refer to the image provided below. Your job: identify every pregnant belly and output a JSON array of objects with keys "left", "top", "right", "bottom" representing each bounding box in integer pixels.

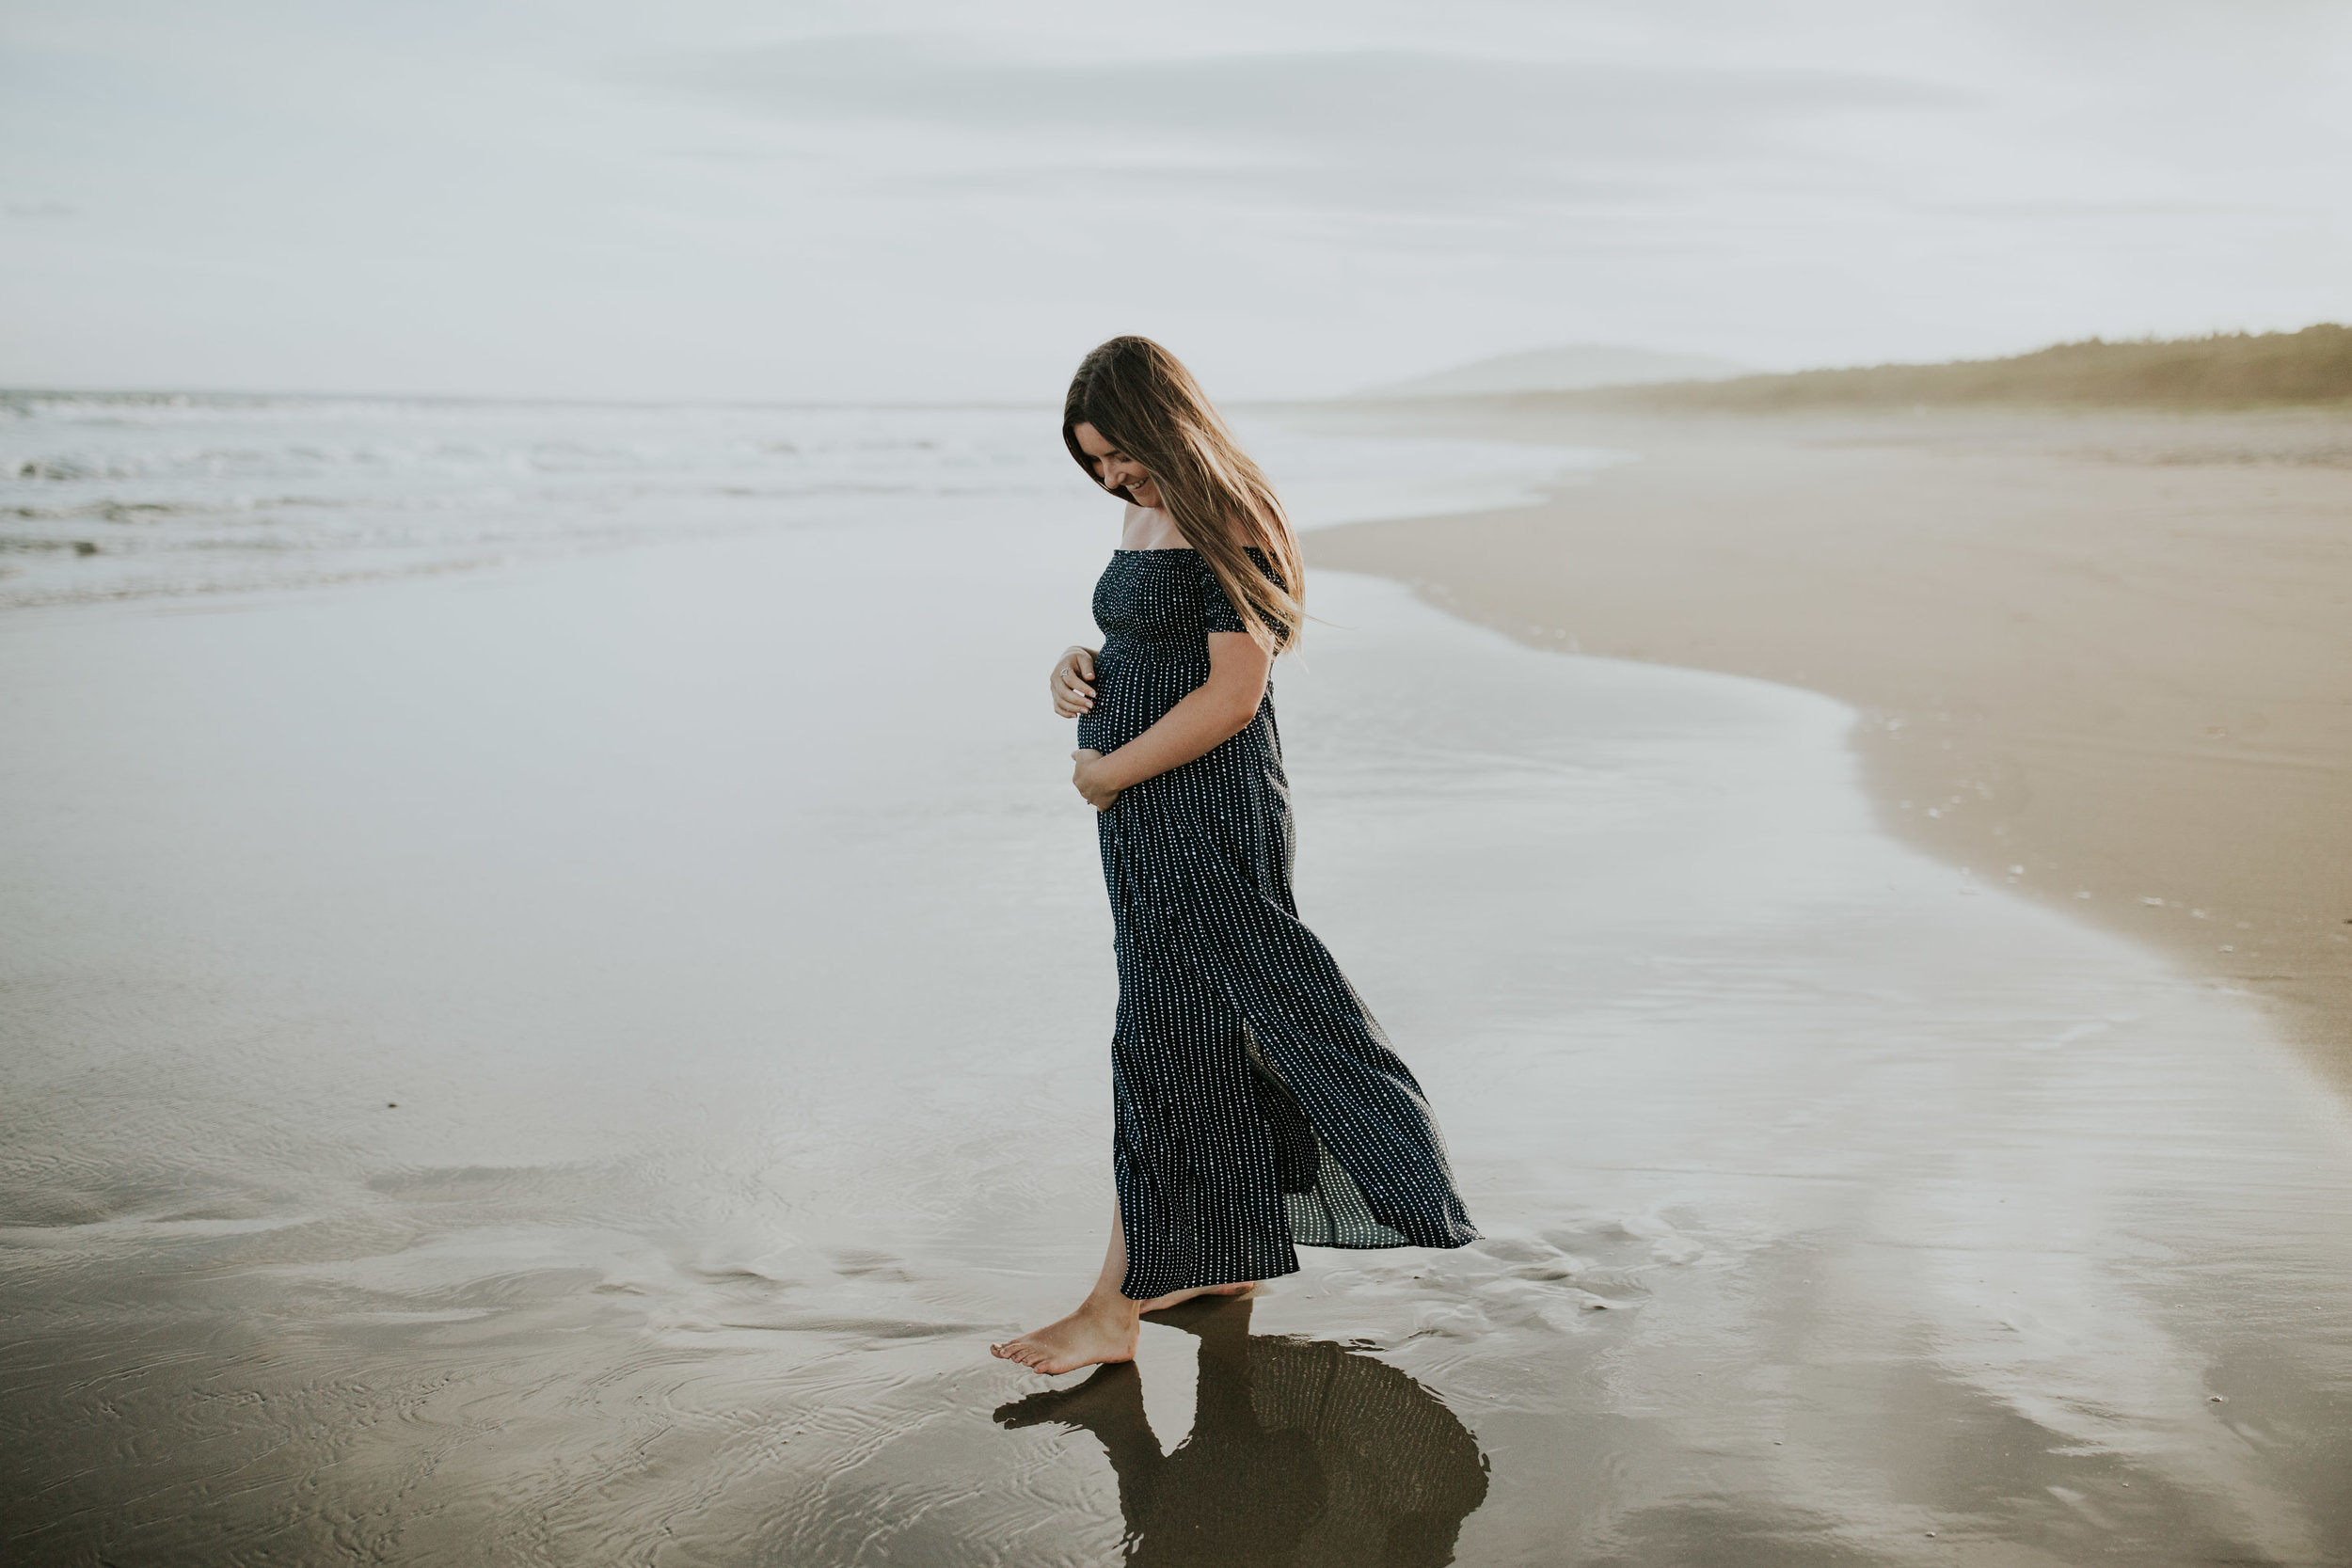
[
  {"left": 1077, "top": 689, "right": 1151, "bottom": 752},
  {"left": 1080, "top": 659, "right": 1191, "bottom": 752}
]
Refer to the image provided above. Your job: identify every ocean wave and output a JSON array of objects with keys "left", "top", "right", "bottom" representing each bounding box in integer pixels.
[{"left": 0, "top": 397, "right": 1591, "bottom": 612}]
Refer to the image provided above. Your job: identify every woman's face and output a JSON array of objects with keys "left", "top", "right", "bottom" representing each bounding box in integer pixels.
[{"left": 1073, "top": 422, "right": 1163, "bottom": 510}]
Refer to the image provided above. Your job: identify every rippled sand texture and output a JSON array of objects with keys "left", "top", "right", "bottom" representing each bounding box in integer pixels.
[{"left": 4, "top": 509, "right": 2349, "bottom": 1564}]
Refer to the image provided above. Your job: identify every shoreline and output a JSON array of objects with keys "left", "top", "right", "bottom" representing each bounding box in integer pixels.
[
  {"left": 8, "top": 426, "right": 2352, "bottom": 1559},
  {"left": 1289, "top": 401, "right": 2352, "bottom": 1085}
]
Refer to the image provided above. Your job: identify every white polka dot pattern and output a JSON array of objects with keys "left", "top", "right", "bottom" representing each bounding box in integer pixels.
[{"left": 1079, "top": 547, "right": 1478, "bottom": 1300}]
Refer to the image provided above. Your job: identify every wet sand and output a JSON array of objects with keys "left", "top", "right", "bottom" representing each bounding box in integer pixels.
[
  {"left": 5, "top": 480, "right": 2352, "bottom": 1562},
  {"left": 1295, "top": 403, "right": 2352, "bottom": 1079}
]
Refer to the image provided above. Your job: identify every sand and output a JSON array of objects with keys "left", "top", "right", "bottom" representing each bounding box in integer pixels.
[
  {"left": 7, "top": 409, "right": 2352, "bottom": 1561},
  {"left": 1295, "top": 402, "right": 2352, "bottom": 1081}
]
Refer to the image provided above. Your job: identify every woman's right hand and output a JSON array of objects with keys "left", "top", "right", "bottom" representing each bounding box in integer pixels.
[{"left": 1051, "top": 645, "right": 1098, "bottom": 719}]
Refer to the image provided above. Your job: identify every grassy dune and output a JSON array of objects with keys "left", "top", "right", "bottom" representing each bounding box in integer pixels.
[{"left": 1569, "top": 324, "right": 2352, "bottom": 411}]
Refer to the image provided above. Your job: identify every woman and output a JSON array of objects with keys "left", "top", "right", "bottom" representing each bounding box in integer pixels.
[{"left": 991, "top": 337, "right": 1477, "bottom": 1377}]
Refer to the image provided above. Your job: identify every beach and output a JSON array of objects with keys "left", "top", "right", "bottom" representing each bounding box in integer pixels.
[
  {"left": 1298, "top": 402, "right": 2352, "bottom": 1078},
  {"left": 5, "top": 398, "right": 2351, "bottom": 1563}
]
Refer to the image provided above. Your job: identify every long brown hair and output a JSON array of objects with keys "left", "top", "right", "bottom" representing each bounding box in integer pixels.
[{"left": 1062, "top": 336, "right": 1306, "bottom": 652}]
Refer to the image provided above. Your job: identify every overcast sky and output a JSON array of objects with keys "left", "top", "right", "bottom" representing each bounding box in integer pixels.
[{"left": 4, "top": 0, "right": 2347, "bottom": 402}]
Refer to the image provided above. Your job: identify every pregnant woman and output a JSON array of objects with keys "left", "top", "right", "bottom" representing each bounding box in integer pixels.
[{"left": 991, "top": 337, "right": 1476, "bottom": 1376}]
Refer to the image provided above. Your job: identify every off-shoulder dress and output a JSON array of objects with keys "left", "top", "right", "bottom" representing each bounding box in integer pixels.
[{"left": 1077, "top": 543, "right": 1477, "bottom": 1299}]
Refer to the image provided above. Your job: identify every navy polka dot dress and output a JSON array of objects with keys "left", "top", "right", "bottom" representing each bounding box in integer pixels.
[{"left": 1079, "top": 546, "right": 1478, "bottom": 1300}]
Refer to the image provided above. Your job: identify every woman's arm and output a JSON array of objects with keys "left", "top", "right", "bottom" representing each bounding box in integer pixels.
[{"left": 1072, "top": 631, "right": 1270, "bottom": 810}]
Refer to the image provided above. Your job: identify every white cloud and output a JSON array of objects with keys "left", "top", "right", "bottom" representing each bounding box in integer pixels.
[{"left": 2, "top": 0, "right": 2346, "bottom": 400}]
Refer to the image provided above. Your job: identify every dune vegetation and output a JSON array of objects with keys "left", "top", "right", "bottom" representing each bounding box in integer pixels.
[{"left": 1565, "top": 324, "right": 2352, "bottom": 410}]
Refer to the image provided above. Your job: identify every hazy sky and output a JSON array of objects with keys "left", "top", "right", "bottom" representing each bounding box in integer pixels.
[{"left": 4, "top": 0, "right": 2347, "bottom": 401}]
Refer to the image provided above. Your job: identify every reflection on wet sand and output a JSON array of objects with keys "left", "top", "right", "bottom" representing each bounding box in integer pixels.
[{"left": 996, "top": 1297, "right": 1487, "bottom": 1567}]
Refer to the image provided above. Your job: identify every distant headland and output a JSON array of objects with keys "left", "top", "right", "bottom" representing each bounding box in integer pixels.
[{"left": 1495, "top": 325, "right": 2352, "bottom": 411}]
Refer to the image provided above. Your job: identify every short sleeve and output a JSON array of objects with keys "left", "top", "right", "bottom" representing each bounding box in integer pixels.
[{"left": 1198, "top": 555, "right": 1248, "bottom": 635}]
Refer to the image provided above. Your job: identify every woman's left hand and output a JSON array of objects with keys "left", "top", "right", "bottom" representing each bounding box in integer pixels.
[{"left": 1071, "top": 749, "right": 1121, "bottom": 812}]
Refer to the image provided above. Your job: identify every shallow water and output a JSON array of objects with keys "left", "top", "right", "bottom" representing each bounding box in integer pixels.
[
  {"left": 0, "top": 392, "right": 1597, "bottom": 608},
  {"left": 2, "top": 428, "right": 2349, "bottom": 1564}
]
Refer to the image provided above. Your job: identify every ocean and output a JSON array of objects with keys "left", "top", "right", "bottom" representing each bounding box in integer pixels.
[{"left": 0, "top": 392, "right": 1593, "bottom": 609}]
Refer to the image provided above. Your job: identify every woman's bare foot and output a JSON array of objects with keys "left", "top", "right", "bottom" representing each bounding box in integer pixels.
[
  {"left": 994, "top": 1205, "right": 1249, "bottom": 1373},
  {"left": 1139, "top": 1281, "right": 1256, "bottom": 1314},
  {"left": 992, "top": 1297, "right": 1142, "bottom": 1375}
]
